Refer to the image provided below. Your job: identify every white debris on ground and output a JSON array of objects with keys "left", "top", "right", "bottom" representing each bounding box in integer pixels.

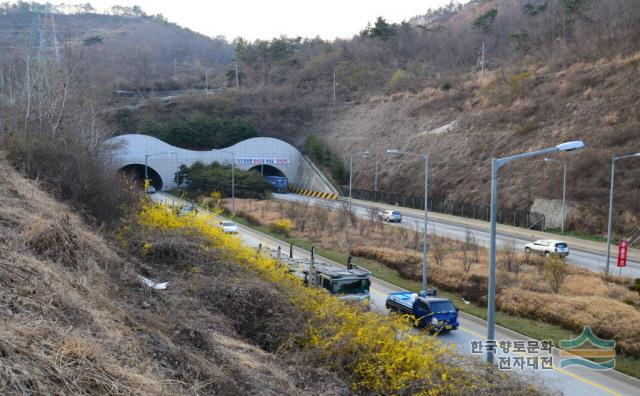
[
  {"left": 138, "top": 275, "right": 169, "bottom": 290},
  {"left": 419, "top": 120, "right": 459, "bottom": 136}
]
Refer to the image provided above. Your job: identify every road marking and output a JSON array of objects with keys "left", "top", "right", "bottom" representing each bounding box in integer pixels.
[{"left": 457, "top": 326, "right": 622, "bottom": 396}]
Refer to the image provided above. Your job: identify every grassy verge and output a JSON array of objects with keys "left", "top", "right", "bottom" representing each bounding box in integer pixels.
[
  {"left": 230, "top": 211, "right": 640, "bottom": 380},
  {"left": 544, "top": 228, "right": 611, "bottom": 244}
]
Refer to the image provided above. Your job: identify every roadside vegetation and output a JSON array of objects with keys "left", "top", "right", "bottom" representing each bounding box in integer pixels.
[
  {"left": 131, "top": 198, "right": 543, "bottom": 395},
  {"left": 139, "top": 113, "right": 258, "bottom": 150},
  {"left": 226, "top": 197, "right": 640, "bottom": 376},
  {"left": 174, "top": 161, "right": 270, "bottom": 198}
]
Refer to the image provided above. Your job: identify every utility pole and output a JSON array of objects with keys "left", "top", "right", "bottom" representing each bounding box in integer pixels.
[
  {"left": 332, "top": 71, "right": 336, "bottom": 105},
  {"left": 235, "top": 61, "right": 239, "bottom": 88},
  {"left": 481, "top": 41, "right": 485, "bottom": 82},
  {"left": 174, "top": 58, "right": 177, "bottom": 80}
]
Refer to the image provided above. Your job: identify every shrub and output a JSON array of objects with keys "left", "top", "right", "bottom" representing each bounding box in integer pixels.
[
  {"left": 237, "top": 211, "right": 262, "bottom": 226},
  {"left": 269, "top": 218, "right": 292, "bottom": 236},
  {"left": 6, "top": 133, "right": 138, "bottom": 225},
  {"left": 135, "top": 201, "right": 528, "bottom": 394},
  {"left": 543, "top": 256, "right": 567, "bottom": 293}
]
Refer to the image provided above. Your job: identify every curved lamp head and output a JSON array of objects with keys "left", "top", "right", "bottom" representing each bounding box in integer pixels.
[{"left": 555, "top": 141, "right": 585, "bottom": 152}]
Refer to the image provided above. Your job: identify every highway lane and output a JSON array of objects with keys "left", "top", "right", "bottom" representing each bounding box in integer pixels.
[
  {"left": 153, "top": 192, "right": 640, "bottom": 396},
  {"left": 273, "top": 193, "right": 640, "bottom": 279}
]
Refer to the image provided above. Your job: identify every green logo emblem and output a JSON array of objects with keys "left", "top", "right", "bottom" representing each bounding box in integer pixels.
[{"left": 559, "top": 326, "right": 615, "bottom": 370}]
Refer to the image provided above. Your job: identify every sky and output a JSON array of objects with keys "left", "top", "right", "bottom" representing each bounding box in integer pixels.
[{"left": 50, "top": 0, "right": 460, "bottom": 41}]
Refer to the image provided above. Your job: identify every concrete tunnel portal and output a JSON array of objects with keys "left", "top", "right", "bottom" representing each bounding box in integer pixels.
[
  {"left": 105, "top": 134, "right": 340, "bottom": 195},
  {"left": 248, "top": 164, "right": 286, "bottom": 177},
  {"left": 119, "top": 163, "right": 163, "bottom": 190}
]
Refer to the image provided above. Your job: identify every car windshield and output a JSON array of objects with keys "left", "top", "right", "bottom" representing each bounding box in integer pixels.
[
  {"left": 222, "top": 221, "right": 235, "bottom": 226},
  {"left": 392, "top": 211, "right": 401, "bottom": 215},
  {"left": 429, "top": 301, "right": 457, "bottom": 313},
  {"left": 332, "top": 278, "right": 370, "bottom": 295},
  {"left": 555, "top": 243, "right": 568, "bottom": 248}
]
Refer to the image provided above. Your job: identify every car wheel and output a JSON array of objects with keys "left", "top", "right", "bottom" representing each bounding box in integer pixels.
[
  {"left": 544, "top": 251, "right": 550, "bottom": 257},
  {"left": 525, "top": 247, "right": 531, "bottom": 253}
]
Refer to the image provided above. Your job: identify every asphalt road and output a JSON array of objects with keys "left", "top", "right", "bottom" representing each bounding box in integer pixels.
[
  {"left": 153, "top": 192, "right": 640, "bottom": 396},
  {"left": 273, "top": 193, "right": 640, "bottom": 279}
]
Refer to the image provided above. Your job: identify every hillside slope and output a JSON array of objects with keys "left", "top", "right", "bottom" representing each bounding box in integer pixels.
[
  {"left": 0, "top": 6, "right": 234, "bottom": 92},
  {"left": 313, "top": 53, "right": 640, "bottom": 235},
  {"left": 0, "top": 155, "right": 345, "bottom": 394}
]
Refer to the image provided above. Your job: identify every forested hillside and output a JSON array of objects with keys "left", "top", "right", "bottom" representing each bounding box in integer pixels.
[
  {"left": 1, "top": 0, "right": 639, "bottom": 235},
  {"left": 0, "top": 2, "right": 234, "bottom": 93}
]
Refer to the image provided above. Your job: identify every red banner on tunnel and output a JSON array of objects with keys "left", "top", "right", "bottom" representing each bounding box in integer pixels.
[{"left": 617, "top": 240, "right": 629, "bottom": 267}]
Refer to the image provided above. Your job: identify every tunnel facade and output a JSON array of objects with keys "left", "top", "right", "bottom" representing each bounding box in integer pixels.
[{"left": 105, "top": 134, "right": 339, "bottom": 195}]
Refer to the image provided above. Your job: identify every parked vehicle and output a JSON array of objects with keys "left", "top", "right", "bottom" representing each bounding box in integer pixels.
[
  {"left": 385, "top": 290, "right": 459, "bottom": 332},
  {"left": 146, "top": 186, "right": 156, "bottom": 194},
  {"left": 178, "top": 205, "right": 197, "bottom": 216},
  {"left": 379, "top": 209, "right": 402, "bottom": 223},
  {"left": 270, "top": 249, "right": 371, "bottom": 303},
  {"left": 264, "top": 176, "right": 288, "bottom": 193},
  {"left": 524, "top": 239, "right": 569, "bottom": 257},
  {"left": 304, "top": 261, "right": 371, "bottom": 303},
  {"left": 219, "top": 220, "right": 239, "bottom": 234}
]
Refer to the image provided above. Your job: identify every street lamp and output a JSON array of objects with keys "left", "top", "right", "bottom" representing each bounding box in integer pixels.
[
  {"left": 605, "top": 151, "right": 640, "bottom": 274},
  {"left": 544, "top": 158, "right": 568, "bottom": 232},
  {"left": 387, "top": 148, "right": 429, "bottom": 292},
  {"left": 145, "top": 151, "right": 177, "bottom": 189},
  {"left": 485, "top": 140, "right": 585, "bottom": 364},
  {"left": 348, "top": 150, "right": 370, "bottom": 209},
  {"left": 217, "top": 149, "right": 236, "bottom": 216}
]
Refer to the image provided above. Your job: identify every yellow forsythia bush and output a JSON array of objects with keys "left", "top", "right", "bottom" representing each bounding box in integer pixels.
[
  {"left": 134, "top": 201, "right": 510, "bottom": 395},
  {"left": 269, "top": 218, "right": 293, "bottom": 236}
]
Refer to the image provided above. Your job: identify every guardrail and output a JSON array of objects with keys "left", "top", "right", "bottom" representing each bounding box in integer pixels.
[{"left": 341, "top": 187, "right": 546, "bottom": 231}]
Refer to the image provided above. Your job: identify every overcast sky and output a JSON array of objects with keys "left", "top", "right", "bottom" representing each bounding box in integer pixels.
[{"left": 50, "top": 0, "right": 460, "bottom": 41}]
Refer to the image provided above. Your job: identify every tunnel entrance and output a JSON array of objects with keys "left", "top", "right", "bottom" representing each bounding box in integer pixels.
[
  {"left": 248, "top": 164, "right": 286, "bottom": 177},
  {"left": 119, "top": 164, "right": 163, "bottom": 190}
]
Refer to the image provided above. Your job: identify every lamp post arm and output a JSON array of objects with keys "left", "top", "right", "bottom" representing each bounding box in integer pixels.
[{"left": 496, "top": 146, "right": 560, "bottom": 170}]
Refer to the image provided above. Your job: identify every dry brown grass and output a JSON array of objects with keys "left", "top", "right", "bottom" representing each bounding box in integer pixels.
[
  {"left": 232, "top": 198, "right": 640, "bottom": 358},
  {"left": 0, "top": 158, "right": 348, "bottom": 395}
]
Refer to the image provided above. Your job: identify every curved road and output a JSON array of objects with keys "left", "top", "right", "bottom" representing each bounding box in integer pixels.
[{"left": 273, "top": 194, "right": 640, "bottom": 279}]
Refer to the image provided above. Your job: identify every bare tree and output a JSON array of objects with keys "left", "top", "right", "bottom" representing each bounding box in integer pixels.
[
  {"left": 461, "top": 230, "right": 479, "bottom": 274},
  {"left": 367, "top": 206, "right": 380, "bottom": 223},
  {"left": 430, "top": 226, "right": 448, "bottom": 266},
  {"left": 498, "top": 239, "right": 519, "bottom": 275},
  {"left": 411, "top": 222, "right": 422, "bottom": 252},
  {"left": 294, "top": 202, "right": 309, "bottom": 232},
  {"left": 544, "top": 256, "right": 567, "bottom": 293}
]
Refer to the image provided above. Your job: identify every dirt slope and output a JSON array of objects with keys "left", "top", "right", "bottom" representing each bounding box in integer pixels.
[
  {"left": 0, "top": 155, "right": 345, "bottom": 395},
  {"left": 313, "top": 53, "right": 640, "bottom": 234}
]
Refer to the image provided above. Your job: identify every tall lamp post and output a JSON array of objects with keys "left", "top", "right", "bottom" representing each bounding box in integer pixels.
[
  {"left": 217, "top": 149, "right": 236, "bottom": 215},
  {"left": 348, "top": 150, "right": 370, "bottom": 209},
  {"left": 145, "top": 151, "right": 176, "bottom": 189},
  {"left": 485, "top": 141, "right": 585, "bottom": 364},
  {"left": 387, "top": 149, "right": 429, "bottom": 292},
  {"left": 544, "top": 158, "right": 568, "bottom": 232},
  {"left": 605, "top": 152, "right": 640, "bottom": 275}
]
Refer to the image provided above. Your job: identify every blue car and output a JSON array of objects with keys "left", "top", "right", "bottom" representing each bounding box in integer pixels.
[{"left": 385, "top": 291, "right": 459, "bottom": 332}]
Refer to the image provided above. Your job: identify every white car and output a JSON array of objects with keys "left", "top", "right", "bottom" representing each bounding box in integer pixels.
[
  {"left": 379, "top": 209, "right": 402, "bottom": 223},
  {"left": 178, "top": 205, "right": 197, "bottom": 216},
  {"left": 219, "top": 221, "right": 239, "bottom": 234},
  {"left": 524, "top": 239, "right": 569, "bottom": 257}
]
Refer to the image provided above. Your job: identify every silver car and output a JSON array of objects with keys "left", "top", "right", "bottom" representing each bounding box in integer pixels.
[
  {"left": 524, "top": 239, "right": 569, "bottom": 257},
  {"left": 379, "top": 209, "right": 402, "bottom": 223}
]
